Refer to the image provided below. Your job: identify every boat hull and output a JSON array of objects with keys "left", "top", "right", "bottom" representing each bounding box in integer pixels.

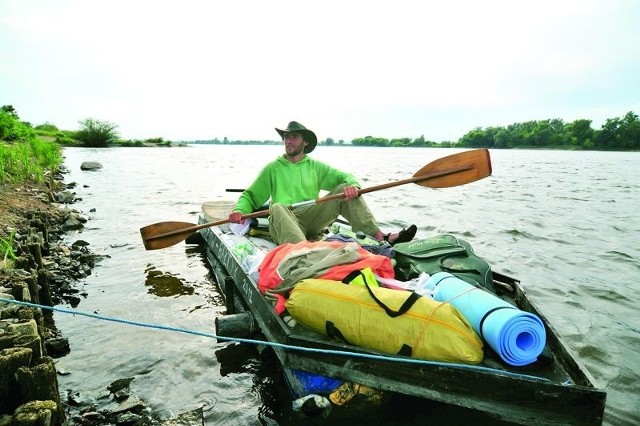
[{"left": 198, "top": 219, "right": 606, "bottom": 425}]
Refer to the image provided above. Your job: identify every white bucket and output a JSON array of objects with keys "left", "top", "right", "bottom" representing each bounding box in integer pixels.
[{"left": 202, "top": 200, "right": 236, "bottom": 222}]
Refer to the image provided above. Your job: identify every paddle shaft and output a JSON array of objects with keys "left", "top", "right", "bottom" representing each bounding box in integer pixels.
[
  {"left": 291, "top": 164, "right": 471, "bottom": 208},
  {"left": 142, "top": 165, "right": 470, "bottom": 246},
  {"left": 140, "top": 148, "right": 491, "bottom": 250}
]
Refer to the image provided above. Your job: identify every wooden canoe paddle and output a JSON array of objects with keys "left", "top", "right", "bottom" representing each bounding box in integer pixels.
[{"left": 140, "top": 148, "right": 492, "bottom": 250}]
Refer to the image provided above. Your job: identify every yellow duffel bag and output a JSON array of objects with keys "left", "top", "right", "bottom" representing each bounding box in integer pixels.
[{"left": 286, "top": 278, "right": 483, "bottom": 364}]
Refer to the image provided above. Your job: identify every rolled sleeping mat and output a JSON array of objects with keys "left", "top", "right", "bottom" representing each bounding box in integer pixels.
[{"left": 426, "top": 272, "right": 546, "bottom": 366}]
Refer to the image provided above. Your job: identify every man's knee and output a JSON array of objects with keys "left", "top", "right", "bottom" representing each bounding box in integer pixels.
[{"left": 269, "top": 203, "right": 289, "bottom": 215}]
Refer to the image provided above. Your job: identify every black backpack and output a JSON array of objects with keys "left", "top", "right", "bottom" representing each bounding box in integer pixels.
[{"left": 392, "top": 234, "right": 495, "bottom": 293}]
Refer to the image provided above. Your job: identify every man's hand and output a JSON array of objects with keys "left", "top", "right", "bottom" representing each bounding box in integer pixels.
[
  {"left": 228, "top": 211, "right": 244, "bottom": 223},
  {"left": 343, "top": 185, "right": 360, "bottom": 200}
]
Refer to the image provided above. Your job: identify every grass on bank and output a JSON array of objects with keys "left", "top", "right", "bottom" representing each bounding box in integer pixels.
[
  {"left": 1, "top": 107, "right": 64, "bottom": 183},
  {"left": 0, "top": 136, "right": 62, "bottom": 184},
  {"left": 0, "top": 135, "right": 61, "bottom": 267},
  {"left": 1, "top": 108, "right": 64, "bottom": 267},
  {"left": 0, "top": 230, "right": 17, "bottom": 269}
]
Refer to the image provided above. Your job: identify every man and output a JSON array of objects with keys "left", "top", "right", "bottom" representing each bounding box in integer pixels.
[{"left": 228, "top": 121, "right": 417, "bottom": 245}]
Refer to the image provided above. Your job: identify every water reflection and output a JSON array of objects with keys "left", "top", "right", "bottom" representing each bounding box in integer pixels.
[
  {"left": 144, "top": 265, "right": 194, "bottom": 297},
  {"left": 214, "top": 342, "right": 259, "bottom": 376}
]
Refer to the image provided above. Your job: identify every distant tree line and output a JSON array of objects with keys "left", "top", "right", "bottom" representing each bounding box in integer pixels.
[
  {"left": 350, "top": 111, "right": 639, "bottom": 150},
  {"left": 457, "top": 111, "right": 640, "bottom": 150},
  {"left": 3, "top": 104, "right": 639, "bottom": 151},
  {"left": 191, "top": 137, "right": 280, "bottom": 146},
  {"left": 351, "top": 134, "right": 444, "bottom": 148}
]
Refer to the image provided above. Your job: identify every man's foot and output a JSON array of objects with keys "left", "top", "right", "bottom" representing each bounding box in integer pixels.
[{"left": 383, "top": 224, "right": 417, "bottom": 246}]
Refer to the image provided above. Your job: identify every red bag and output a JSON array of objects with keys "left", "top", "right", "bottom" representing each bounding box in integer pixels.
[{"left": 258, "top": 240, "right": 395, "bottom": 313}]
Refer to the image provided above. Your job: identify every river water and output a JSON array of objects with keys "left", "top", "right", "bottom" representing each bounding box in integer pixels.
[{"left": 54, "top": 145, "right": 639, "bottom": 425}]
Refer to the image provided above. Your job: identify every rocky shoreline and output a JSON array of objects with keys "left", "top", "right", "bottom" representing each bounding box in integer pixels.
[
  {"left": 0, "top": 173, "right": 98, "bottom": 425},
  {"left": 0, "top": 172, "right": 203, "bottom": 425}
]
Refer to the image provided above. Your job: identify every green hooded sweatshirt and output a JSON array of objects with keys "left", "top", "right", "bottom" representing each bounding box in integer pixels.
[{"left": 234, "top": 155, "right": 360, "bottom": 214}]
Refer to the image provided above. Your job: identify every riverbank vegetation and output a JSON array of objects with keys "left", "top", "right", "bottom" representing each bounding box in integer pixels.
[
  {"left": 0, "top": 106, "right": 62, "bottom": 183},
  {"left": 1, "top": 105, "right": 176, "bottom": 185},
  {"left": 2, "top": 103, "right": 638, "bottom": 187},
  {"left": 1, "top": 104, "right": 181, "bottom": 182}
]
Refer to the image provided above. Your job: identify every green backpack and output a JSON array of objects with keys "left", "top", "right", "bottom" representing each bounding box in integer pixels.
[{"left": 392, "top": 234, "right": 495, "bottom": 293}]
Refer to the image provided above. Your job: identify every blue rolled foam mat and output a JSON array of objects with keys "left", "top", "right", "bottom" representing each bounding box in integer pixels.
[{"left": 426, "top": 272, "right": 546, "bottom": 366}]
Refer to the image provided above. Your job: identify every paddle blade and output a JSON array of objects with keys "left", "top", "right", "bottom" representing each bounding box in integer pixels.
[
  {"left": 413, "top": 148, "right": 492, "bottom": 188},
  {"left": 140, "top": 221, "right": 198, "bottom": 250}
]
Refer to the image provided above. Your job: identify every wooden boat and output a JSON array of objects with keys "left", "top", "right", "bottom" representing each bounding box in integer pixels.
[
  {"left": 195, "top": 209, "right": 606, "bottom": 425},
  {"left": 139, "top": 150, "right": 605, "bottom": 424}
]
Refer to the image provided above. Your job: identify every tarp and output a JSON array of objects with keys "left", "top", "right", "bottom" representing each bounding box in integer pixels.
[
  {"left": 426, "top": 272, "right": 546, "bottom": 366},
  {"left": 288, "top": 369, "right": 343, "bottom": 397}
]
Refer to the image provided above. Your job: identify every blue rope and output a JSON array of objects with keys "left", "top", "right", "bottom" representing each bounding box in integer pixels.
[{"left": 0, "top": 297, "right": 549, "bottom": 382}]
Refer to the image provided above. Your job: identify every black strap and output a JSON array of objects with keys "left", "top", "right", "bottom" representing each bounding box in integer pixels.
[
  {"left": 398, "top": 344, "right": 413, "bottom": 357},
  {"left": 363, "top": 279, "right": 421, "bottom": 318},
  {"left": 341, "top": 269, "right": 363, "bottom": 284},
  {"left": 343, "top": 269, "right": 421, "bottom": 317},
  {"left": 325, "top": 321, "right": 350, "bottom": 344},
  {"left": 478, "top": 306, "right": 517, "bottom": 340}
]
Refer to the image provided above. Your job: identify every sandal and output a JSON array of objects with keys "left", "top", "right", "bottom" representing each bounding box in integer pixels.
[{"left": 384, "top": 224, "right": 417, "bottom": 246}]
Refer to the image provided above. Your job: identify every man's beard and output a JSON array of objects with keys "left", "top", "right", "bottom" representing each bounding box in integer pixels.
[{"left": 285, "top": 144, "right": 305, "bottom": 157}]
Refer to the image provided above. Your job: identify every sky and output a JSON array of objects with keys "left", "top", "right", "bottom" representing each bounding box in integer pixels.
[{"left": 1, "top": 0, "right": 639, "bottom": 143}]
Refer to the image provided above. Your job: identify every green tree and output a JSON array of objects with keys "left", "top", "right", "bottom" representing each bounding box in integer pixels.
[
  {"left": 616, "top": 111, "right": 640, "bottom": 149},
  {"left": 411, "top": 135, "right": 426, "bottom": 147},
  {"left": 351, "top": 136, "right": 389, "bottom": 147},
  {"left": 0, "top": 108, "right": 33, "bottom": 142},
  {"left": 390, "top": 137, "right": 411, "bottom": 147},
  {"left": 458, "top": 127, "right": 494, "bottom": 148},
  {"left": 75, "top": 118, "right": 119, "bottom": 147},
  {"left": 594, "top": 115, "right": 628, "bottom": 150},
  {"left": 566, "top": 119, "right": 594, "bottom": 148},
  {"left": 571, "top": 112, "right": 640, "bottom": 150},
  {"left": 528, "top": 119, "right": 567, "bottom": 147},
  {"left": 1, "top": 105, "right": 19, "bottom": 119},
  {"left": 504, "top": 123, "right": 525, "bottom": 147},
  {"left": 34, "top": 122, "right": 60, "bottom": 132},
  {"left": 493, "top": 128, "right": 511, "bottom": 148}
]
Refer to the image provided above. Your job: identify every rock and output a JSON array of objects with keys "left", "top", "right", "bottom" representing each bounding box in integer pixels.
[
  {"left": 116, "top": 412, "right": 141, "bottom": 424},
  {"left": 0, "top": 176, "right": 103, "bottom": 424},
  {"left": 161, "top": 407, "right": 205, "bottom": 425},
  {"left": 12, "top": 400, "right": 58, "bottom": 426},
  {"left": 61, "top": 216, "right": 83, "bottom": 231},
  {"left": 65, "top": 390, "right": 82, "bottom": 406},
  {"left": 104, "top": 394, "right": 145, "bottom": 415},
  {"left": 80, "top": 162, "right": 102, "bottom": 171},
  {"left": 54, "top": 191, "right": 75, "bottom": 204},
  {"left": 44, "top": 337, "right": 69, "bottom": 358},
  {"left": 107, "top": 377, "right": 134, "bottom": 394},
  {"left": 79, "top": 411, "right": 104, "bottom": 423}
]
